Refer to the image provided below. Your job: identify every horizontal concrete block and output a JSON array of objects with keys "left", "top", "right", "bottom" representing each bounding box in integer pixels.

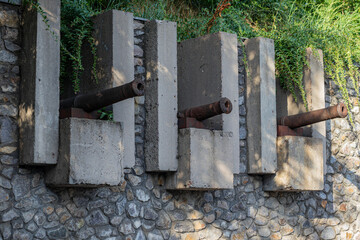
[
  {"left": 177, "top": 32, "right": 239, "bottom": 173},
  {"left": 166, "top": 128, "right": 234, "bottom": 190},
  {"left": 245, "top": 37, "right": 277, "bottom": 174},
  {"left": 144, "top": 20, "right": 178, "bottom": 172},
  {"left": 46, "top": 118, "right": 123, "bottom": 187},
  {"left": 263, "top": 136, "right": 324, "bottom": 191},
  {"left": 79, "top": 10, "right": 135, "bottom": 169},
  {"left": 19, "top": 0, "right": 60, "bottom": 165}
]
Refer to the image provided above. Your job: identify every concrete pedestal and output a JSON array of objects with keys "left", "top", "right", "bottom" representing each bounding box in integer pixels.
[
  {"left": 46, "top": 118, "right": 123, "bottom": 187},
  {"left": 166, "top": 128, "right": 234, "bottom": 190},
  {"left": 277, "top": 48, "right": 326, "bottom": 173},
  {"left": 263, "top": 136, "right": 324, "bottom": 191},
  {"left": 79, "top": 10, "right": 135, "bottom": 169},
  {"left": 177, "top": 32, "right": 239, "bottom": 174}
]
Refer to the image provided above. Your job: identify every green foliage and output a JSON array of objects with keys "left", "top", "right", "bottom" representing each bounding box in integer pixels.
[
  {"left": 310, "top": 0, "right": 360, "bottom": 111},
  {"left": 58, "top": 0, "right": 210, "bottom": 92},
  {"left": 214, "top": 0, "right": 360, "bottom": 115},
  {"left": 98, "top": 107, "right": 113, "bottom": 120},
  {"left": 60, "top": 0, "right": 117, "bottom": 94},
  {"left": 28, "top": 0, "right": 360, "bottom": 117},
  {"left": 120, "top": 0, "right": 210, "bottom": 41},
  {"left": 119, "top": 0, "right": 360, "bottom": 114}
]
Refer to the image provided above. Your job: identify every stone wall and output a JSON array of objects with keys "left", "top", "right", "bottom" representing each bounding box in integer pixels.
[{"left": 0, "top": 3, "right": 360, "bottom": 239}]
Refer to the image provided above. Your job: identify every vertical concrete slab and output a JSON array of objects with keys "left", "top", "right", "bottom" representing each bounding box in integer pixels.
[
  {"left": 19, "top": 0, "right": 60, "bottom": 165},
  {"left": 166, "top": 128, "right": 234, "bottom": 190},
  {"left": 306, "top": 48, "right": 326, "bottom": 173},
  {"left": 46, "top": 118, "right": 123, "bottom": 186},
  {"left": 244, "top": 37, "right": 277, "bottom": 174},
  {"left": 144, "top": 20, "right": 178, "bottom": 172},
  {"left": 80, "top": 10, "right": 135, "bottom": 169},
  {"left": 177, "top": 32, "right": 240, "bottom": 174},
  {"left": 263, "top": 136, "right": 324, "bottom": 191}
]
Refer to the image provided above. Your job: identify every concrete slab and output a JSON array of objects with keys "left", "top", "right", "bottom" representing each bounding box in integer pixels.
[
  {"left": 305, "top": 48, "right": 326, "bottom": 173},
  {"left": 166, "top": 128, "right": 234, "bottom": 190},
  {"left": 144, "top": 20, "right": 178, "bottom": 172},
  {"left": 244, "top": 37, "right": 277, "bottom": 174},
  {"left": 45, "top": 118, "right": 123, "bottom": 186},
  {"left": 19, "top": 0, "right": 60, "bottom": 165},
  {"left": 177, "top": 32, "right": 240, "bottom": 174},
  {"left": 263, "top": 136, "right": 324, "bottom": 191},
  {"left": 80, "top": 10, "right": 135, "bottom": 169}
]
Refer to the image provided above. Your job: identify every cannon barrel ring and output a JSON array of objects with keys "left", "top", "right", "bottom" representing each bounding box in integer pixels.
[
  {"left": 337, "top": 102, "right": 348, "bottom": 118},
  {"left": 219, "top": 97, "right": 233, "bottom": 114},
  {"left": 131, "top": 79, "right": 145, "bottom": 96}
]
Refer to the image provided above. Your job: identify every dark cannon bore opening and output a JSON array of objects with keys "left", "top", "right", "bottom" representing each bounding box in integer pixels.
[{"left": 137, "top": 82, "right": 144, "bottom": 91}]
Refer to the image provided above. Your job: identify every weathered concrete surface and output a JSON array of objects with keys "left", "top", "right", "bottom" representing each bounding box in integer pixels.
[
  {"left": 167, "top": 128, "right": 234, "bottom": 190},
  {"left": 276, "top": 48, "right": 326, "bottom": 172},
  {"left": 263, "top": 136, "right": 324, "bottom": 191},
  {"left": 245, "top": 37, "right": 277, "bottom": 174},
  {"left": 19, "top": 0, "right": 60, "bottom": 165},
  {"left": 177, "top": 32, "right": 239, "bottom": 174},
  {"left": 80, "top": 10, "right": 135, "bottom": 169},
  {"left": 46, "top": 118, "right": 123, "bottom": 186},
  {"left": 144, "top": 20, "right": 178, "bottom": 172},
  {"left": 306, "top": 48, "right": 326, "bottom": 172}
]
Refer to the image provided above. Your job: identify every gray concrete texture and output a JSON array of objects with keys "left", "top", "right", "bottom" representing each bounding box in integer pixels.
[
  {"left": 46, "top": 118, "right": 124, "bottom": 186},
  {"left": 245, "top": 37, "right": 277, "bottom": 174},
  {"left": 276, "top": 48, "right": 326, "bottom": 173},
  {"left": 19, "top": 0, "right": 60, "bottom": 165},
  {"left": 167, "top": 128, "right": 234, "bottom": 190},
  {"left": 306, "top": 48, "right": 326, "bottom": 173},
  {"left": 177, "top": 32, "right": 240, "bottom": 174},
  {"left": 263, "top": 136, "right": 324, "bottom": 191},
  {"left": 144, "top": 20, "right": 178, "bottom": 172},
  {"left": 80, "top": 10, "right": 135, "bottom": 169}
]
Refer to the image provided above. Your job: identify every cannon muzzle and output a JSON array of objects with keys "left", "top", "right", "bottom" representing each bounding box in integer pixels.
[
  {"left": 177, "top": 97, "right": 233, "bottom": 121},
  {"left": 277, "top": 103, "right": 348, "bottom": 129},
  {"left": 60, "top": 79, "right": 145, "bottom": 112}
]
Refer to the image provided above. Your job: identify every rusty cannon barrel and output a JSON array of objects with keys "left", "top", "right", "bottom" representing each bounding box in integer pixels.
[
  {"left": 277, "top": 103, "right": 348, "bottom": 129},
  {"left": 177, "top": 97, "right": 233, "bottom": 121},
  {"left": 60, "top": 79, "right": 145, "bottom": 112}
]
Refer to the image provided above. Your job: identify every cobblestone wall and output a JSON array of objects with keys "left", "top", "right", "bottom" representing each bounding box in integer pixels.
[{"left": 0, "top": 4, "right": 360, "bottom": 239}]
